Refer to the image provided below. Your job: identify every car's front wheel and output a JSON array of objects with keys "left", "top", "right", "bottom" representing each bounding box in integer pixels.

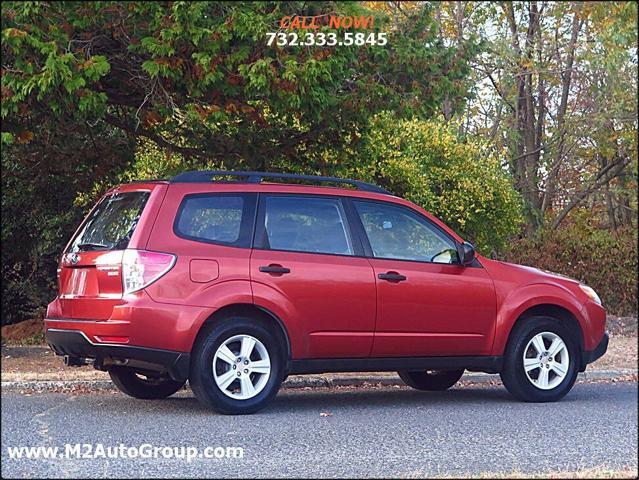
[
  {"left": 500, "top": 316, "right": 579, "bottom": 402},
  {"left": 398, "top": 369, "right": 464, "bottom": 391},
  {"left": 190, "top": 317, "right": 284, "bottom": 414},
  {"left": 108, "top": 366, "right": 185, "bottom": 399}
]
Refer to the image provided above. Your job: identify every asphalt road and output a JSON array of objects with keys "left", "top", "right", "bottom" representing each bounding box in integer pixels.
[{"left": 1, "top": 382, "right": 637, "bottom": 478}]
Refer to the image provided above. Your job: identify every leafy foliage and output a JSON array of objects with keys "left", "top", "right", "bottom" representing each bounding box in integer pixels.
[
  {"left": 342, "top": 113, "right": 523, "bottom": 253},
  {"left": 1, "top": 115, "right": 133, "bottom": 324},
  {"left": 444, "top": 2, "right": 638, "bottom": 232},
  {"left": 1, "top": 1, "right": 478, "bottom": 166},
  {"left": 501, "top": 213, "right": 638, "bottom": 316}
]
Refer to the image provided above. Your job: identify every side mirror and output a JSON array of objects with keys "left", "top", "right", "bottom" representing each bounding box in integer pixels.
[{"left": 456, "top": 241, "right": 476, "bottom": 266}]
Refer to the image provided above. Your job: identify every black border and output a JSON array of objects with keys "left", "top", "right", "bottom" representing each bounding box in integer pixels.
[
  {"left": 172, "top": 190, "right": 482, "bottom": 268},
  {"left": 290, "top": 356, "right": 503, "bottom": 375},
  {"left": 46, "top": 329, "right": 190, "bottom": 383}
]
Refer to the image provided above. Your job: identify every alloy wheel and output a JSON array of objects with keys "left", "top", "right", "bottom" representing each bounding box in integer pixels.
[
  {"left": 522, "top": 331, "right": 570, "bottom": 390},
  {"left": 213, "top": 334, "right": 271, "bottom": 400}
]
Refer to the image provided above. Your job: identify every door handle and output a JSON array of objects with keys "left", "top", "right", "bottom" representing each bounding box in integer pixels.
[
  {"left": 378, "top": 272, "right": 407, "bottom": 282},
  {"left": 259, "top": 264, "right": 291, "bottom": 275}
]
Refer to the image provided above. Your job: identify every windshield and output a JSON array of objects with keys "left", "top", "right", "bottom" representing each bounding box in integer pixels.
[{"left": 67, "top": 192, "right": 150, "bottom": 252}]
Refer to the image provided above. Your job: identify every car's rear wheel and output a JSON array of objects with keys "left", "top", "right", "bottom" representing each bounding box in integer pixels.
[
  {"left": 397, "top": 369, "right": 464, "bottom": 391},
  {"left": 190, "top": 317, "right": 284, "bottom": 415},
  {"left": 500, "top": 316, "right": 579, "bottom": 402},
  {"left": 108, "top": 366, "right": 185, "bottom": 399}
]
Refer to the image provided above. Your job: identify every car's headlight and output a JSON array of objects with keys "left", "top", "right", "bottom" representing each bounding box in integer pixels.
[{"left": 579, "top": 285, "right": 601, "bottom": 305}]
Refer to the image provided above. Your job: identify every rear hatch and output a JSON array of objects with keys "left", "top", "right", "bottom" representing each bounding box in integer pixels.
[{"left": 58, "top": 190, "right": 152, "bottom": 320}]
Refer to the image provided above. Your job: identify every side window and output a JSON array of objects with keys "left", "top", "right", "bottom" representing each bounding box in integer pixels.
[
  {"left": 263, "top": 196, "right": 354, "bottom": 256},
  {"left": 354, "top": 200, "right": 459, "bottom": 264},
  {"left": 175, "top": 194, "right": 254, "bottom": 247}
]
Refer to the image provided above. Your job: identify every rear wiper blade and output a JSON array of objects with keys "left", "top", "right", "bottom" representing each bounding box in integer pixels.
[{"left": 77, "top": 242, "right": 109, "bottom": 251}]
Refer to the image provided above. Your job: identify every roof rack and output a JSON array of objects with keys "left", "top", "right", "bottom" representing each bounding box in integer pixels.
[{"left": 169, "top": 170, "right": 391, "bottom": 194}]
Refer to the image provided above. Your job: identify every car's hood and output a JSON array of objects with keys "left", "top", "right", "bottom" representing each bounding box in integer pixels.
[{"left": 481, "top": 257, "right": 580, "bottom": 286}]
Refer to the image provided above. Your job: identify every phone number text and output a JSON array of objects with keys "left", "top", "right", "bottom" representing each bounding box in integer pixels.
[{"left": 266, "top": 32, "right": 388, "bottom": 47}]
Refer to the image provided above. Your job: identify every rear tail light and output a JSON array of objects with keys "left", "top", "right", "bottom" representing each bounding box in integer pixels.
[{"left": 122, "top": 249, "right": 176, "bottom": 294}]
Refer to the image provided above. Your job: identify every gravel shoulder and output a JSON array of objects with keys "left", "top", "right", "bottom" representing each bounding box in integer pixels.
[
  {"left": 2, "top": 316, "right": 636, "bottom": 386},
  {"left": 3, "top": 338, "right": 634, "bottom": 383}
]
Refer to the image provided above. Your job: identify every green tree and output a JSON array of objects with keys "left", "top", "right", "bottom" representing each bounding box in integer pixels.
[
  {"left": 1, "top": 1, "right": 478, "bottom": 167},
  {"left": 1, "top": 114, "right": 133, "bottom": 323},
  {"left": 446, "top": 1, "right": 638, "bottom": 233},
  {"left": 340, "top": 112, "right": 523, "bottom": 253}
]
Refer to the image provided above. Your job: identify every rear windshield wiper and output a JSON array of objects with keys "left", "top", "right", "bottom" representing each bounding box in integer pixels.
[{"left": 76, "top": 242, "right": 109, "bottom": 251}]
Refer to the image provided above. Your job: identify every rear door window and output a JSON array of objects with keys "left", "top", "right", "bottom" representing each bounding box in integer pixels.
[
  {"left": 260, "top": 196, "right": 354, "bottom": 256},
  {"left": 174, "top": 193, "right": 256, "bottom": 247},
  {"left": 68, "top": 192, "right": 150, "bottom": 252}
]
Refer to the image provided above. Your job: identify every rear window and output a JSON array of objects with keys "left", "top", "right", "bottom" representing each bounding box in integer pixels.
[
  {"left": 174, "top": 194, "right": 256, "bottom": 247},
  {"left": 68, "top": 192, "right": 150, "bottom": 252}
]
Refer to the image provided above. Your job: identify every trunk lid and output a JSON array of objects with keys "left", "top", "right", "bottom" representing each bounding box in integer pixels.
[{"left": 57, "top": 190, "right": 152, "bottom": 319}]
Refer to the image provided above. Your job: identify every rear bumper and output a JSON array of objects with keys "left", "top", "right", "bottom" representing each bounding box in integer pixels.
[
  {"left": 46, "top": 291, "right": 214, "bottom": 352},
  {"left": 45, "top": 328, "right": 190, "bottom": 383},
  {"left": 580, "top": 332, "right": 609, "bottom": 371}
]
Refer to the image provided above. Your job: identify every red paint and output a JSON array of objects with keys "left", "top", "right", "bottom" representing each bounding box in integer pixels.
[
  {"left": 189, "top": 259, "right": 220, "bottom": 283},
  {"left": 45, "top": 181, "right": 607, "bottom": 363},
  {"left": 369, "top": 259, "right": 496, "bottom": 356},
  {"left": 95, "top": 336, "right": 130, "bottom": 344},
  {"left": 250, "top": 249, "right": 376, "bottom": 358}
]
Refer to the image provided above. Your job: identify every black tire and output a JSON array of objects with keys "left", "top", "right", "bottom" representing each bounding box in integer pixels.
[
  {"left": 398, "top": 369, "right": 464, "bottom": 391},
  {"left": 189, "top": 317, "right": 285, "bottom": 415},
  {"left": 500, "top": 316, "right": 579, "bottom": 402},
  {"left": 108, "top": 366, "right": 185, "bottom": 399}
]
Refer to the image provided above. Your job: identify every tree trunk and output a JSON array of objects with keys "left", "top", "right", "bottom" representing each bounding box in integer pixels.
[
  {"left": 540, "top": 10, "right": 583, "bottom": 215},
  {"left": 504, "top": 2, "right": 543, "bottom": 234}
]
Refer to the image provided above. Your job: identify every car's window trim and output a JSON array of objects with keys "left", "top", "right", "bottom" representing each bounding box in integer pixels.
[
  {"left": 172, "top": 190, "right": 483, "bottom": 266},
  {"left": 172, "top": 192, "right": 257, "bottom": 248}
]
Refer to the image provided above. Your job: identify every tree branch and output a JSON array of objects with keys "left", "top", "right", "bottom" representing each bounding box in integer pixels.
[
  {"left": 104, "top": 113, "right": 209, "bottom": 160},
  {"left": 551, "top": 156, "right": 631, "bottom": 229}
]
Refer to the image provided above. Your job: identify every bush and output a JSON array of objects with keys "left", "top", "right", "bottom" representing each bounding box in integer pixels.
[
  {"left": 340, "top": 113, "right": 524, "bottom": 254},
  {"left": 500, "top": 215, "right": 637, "bottom": 316}
]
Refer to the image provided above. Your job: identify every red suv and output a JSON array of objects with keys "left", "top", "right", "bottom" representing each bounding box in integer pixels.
[{"left": 45, "top": 171, "right": 608, "bottom": 414}]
